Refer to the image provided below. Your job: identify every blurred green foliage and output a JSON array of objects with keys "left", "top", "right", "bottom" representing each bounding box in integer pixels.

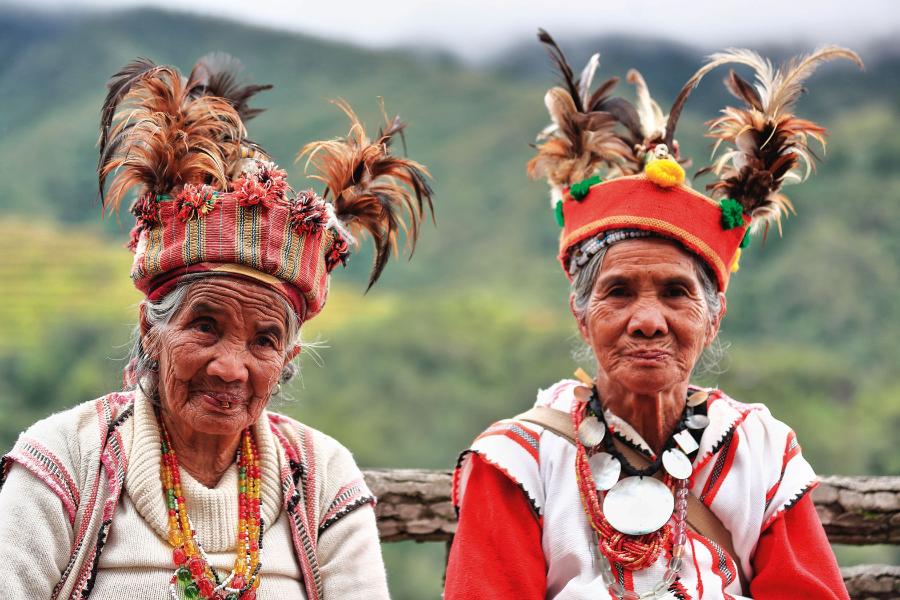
[{"left": 1, "top": 8, "right": 898, "bottom": 596}]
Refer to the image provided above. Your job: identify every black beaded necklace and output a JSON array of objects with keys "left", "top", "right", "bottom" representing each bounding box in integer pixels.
[{"left": 586, "top": 387, "right": 706, "bottom": 477}]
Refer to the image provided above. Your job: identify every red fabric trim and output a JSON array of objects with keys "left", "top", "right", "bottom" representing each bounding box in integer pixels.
[
  {"left": 701, "top": 428, "right": 740, "bottom": 506},
  {"left": 689, "top": 536, "right": 704, "bottom": 598},
  {"left": 783, "top": 431, "right": 802, "bottom": 467},
  {"left": 475, "top": 427, "right": 540, "bottom": 462},
  {"left": 761, "top": 480, "right": 820, "bottom": 532},
  {"left": 690, "top": 532, "right": 736, "bottom": 598},
  {"left": 623, "top": 567, "right": 635, "bottom": 593},
  {"left": 445, "top": 455, "right": 546, "bottom": 600},
  {"left": 750, "top": 494, "right": 849, "bottom": 599},
  {"left": 690, "top": 394, "right": 752, "bottom": 488},
  {"left": 143, "top": 263, "right": 307, "bottom": 319}
]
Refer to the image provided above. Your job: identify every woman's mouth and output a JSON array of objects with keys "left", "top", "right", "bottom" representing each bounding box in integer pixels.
[
  {"left": 626, "top": 349, "right": 671, "bottom": 362},
  {"left": 194, "top": 391, "right": 243, "bottom": 412}
]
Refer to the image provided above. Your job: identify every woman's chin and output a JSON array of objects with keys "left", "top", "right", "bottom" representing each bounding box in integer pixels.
[
  {"left": 612, "top": 368, "right": 683, "bottom": 397},
  {"left": 189, "top": 412, "right": 248, "bottom": 436},
  {"left": 180, "top": 400, "right": 253, "bottom": 436}
]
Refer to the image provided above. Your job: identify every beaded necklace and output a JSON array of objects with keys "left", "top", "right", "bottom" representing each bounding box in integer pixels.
[
  {"left": 160, "top": 420, "right": 263, "bottom": 600},
  {"left": 571, "top": 386, "right": 707, "bottom": 600}
]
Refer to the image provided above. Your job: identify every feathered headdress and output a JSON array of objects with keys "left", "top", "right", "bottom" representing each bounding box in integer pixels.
[
  {"left": 527, "top": 30, "right": 638, "bottom": 208},
  {"left": 98, "top": 59, "right": 246, "bottom": 213},
  {"left": 529, "top": 31, "right": 862, "bottom": 291},
  {"left": 298, "top": 100, "right": 434, "bottom": 290},
  {"left": 670, "top": 47, "right": 864, "bottom": 234},
  {"left": 98, "top": 55, "right": 434, "bottom": 320}
]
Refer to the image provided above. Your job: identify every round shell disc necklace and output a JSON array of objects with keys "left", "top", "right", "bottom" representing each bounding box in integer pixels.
[{"left": 571, "top": 384, "right": 710, "bottom": 599}]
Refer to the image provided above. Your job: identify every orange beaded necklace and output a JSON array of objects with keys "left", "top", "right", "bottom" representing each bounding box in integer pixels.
[{"left": 160, "top": 421, "right": 262, "bottom": 600}]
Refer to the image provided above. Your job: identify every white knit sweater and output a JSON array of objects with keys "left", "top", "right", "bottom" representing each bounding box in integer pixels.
[{"left": 0, "top": 392, "right": 389, "bottom": 599}]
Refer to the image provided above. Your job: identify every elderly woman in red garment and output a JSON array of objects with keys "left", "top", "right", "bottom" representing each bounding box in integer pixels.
[{"left": 445, "top": 32, "right": 859, "bottom": 600}]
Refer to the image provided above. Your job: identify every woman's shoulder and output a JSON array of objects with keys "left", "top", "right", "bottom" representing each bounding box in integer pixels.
[
  {"left": 696, "top": 387, "right": 818, "bottom": 536},
  {"left": 705, "top": 388, "right": 802, "bottom": 444},
  {"left": 265, "top": 410, "right": 359, "bottom": 465},
  {"left": 6, "top": 391, "right": 135, "bottom": 464},
  {"left": 453, "top": 379, "right": 581, "bottom": 515},
  {"left": 264, "top": 411, "right": 375, "bottom": 533},
  {"left": 2, "top": 392, "right": 135, "bottom": 523}
]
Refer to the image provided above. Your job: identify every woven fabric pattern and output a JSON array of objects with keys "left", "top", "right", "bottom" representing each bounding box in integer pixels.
[{"left": 131, "top": 189, "right": 336, "bottom": 319}]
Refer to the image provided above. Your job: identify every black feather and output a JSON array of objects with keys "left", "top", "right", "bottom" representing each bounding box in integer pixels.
[
  {"left": 724, "top": 70, "right": 763, "bottom": 111},
  {"left": 587, "top": 76, "right": 620, "bottom": 111},
  {"left": 596, "top": 97, "right": 644, "bottom": 142},
  {"left": 537, "top": 29, "right": 584, "bottom": 112},
  {"left": 191, "top": 52, "right": 273, "bottom": 121}
]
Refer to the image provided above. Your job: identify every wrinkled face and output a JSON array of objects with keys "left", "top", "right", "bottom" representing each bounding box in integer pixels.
[
  {"left": 573, "top": 238, "right": 724, "bottom": 396},
  {"left": 150, "top": 277, "right": 298, "bottom": 437}
]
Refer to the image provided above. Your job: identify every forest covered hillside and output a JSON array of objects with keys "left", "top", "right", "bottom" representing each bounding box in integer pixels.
[{"left": 1, "top": 8, "right": 898, "bottom": 596}]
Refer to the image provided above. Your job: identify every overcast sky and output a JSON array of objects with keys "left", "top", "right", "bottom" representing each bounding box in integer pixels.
[{"left": 7, "top": 0, "right": 899, "bottom": 61}]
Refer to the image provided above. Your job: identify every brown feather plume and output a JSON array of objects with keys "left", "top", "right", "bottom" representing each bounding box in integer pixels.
[
  {"left": 529, "top": 30, "right": 637, "bottom": 194},
  {"left": 98, "top": 60, "right": 246, "bottom": 213},
  {"left": 298, "top": 100, "right": 434, "bottom": 290},
  {"left": 670, "top": 46, "right": 863, "bottom": 231}
]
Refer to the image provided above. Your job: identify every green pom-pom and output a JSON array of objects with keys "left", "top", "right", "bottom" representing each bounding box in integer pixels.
[
  {"left": 720, "top": 199, "right": 745, "bottom": 230},
  {"left": 740, "top": 231, "right": 751, "bottom": 249},
  {"left": 568, "top": 175, "right": 603, "bottom": 201},
  {"left": 554, "top": 200, "right": 564, "bottom": 227}
]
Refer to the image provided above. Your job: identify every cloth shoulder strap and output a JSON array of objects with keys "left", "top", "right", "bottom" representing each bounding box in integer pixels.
[{"left": 515, "top": 405, "right": 747, "bottom": 588}]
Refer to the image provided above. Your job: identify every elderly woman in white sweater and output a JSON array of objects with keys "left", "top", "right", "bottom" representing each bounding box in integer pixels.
[{"left": 0, "top": 55, "right": 432, "bottom": 600}]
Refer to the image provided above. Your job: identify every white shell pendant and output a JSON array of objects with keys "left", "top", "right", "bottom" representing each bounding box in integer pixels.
[
  {"left": 588, "top": 452, "right": 621, "bottom": 490},
  {"left": 577, "top": 415, "right": 606, "bottom": 448},
  {"left": 685, "top": 414, "right": 710, "bottom": 430},
  {"left": 687, "top": 390, "right": 709, "bottom": 407},
  {"left": 661, "top": 448, "right": 693, "bottom": 480},
  {"left": 673, "top": 429, "right": 699, "bottom": 455},
  {"left": 603, "top": 476, "right": 674, "bottom": 535}
]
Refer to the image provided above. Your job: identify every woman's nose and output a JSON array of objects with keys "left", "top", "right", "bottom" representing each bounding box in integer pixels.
[
  {"left": 627, "top": 300, "right": 668, "bottom": 338},
  {"left": 206, "top": 346, "right": 250, "bottom": 383}
]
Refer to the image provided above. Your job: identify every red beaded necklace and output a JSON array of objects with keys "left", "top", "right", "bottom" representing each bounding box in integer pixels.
[
  {"left": 160, "top": 421, "right": 262, "bottom": 600},
  {"left": 571, "top": 398, "right": 671, "bottom": 571}
]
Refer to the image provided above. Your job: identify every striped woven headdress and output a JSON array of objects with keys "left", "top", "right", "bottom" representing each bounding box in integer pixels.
[{"left": 98, "top": 54, "right": 433, "bottom": 320}]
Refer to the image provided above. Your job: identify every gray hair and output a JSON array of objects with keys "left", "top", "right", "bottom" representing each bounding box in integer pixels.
[
  {"left": 570, "top": 235, "right": 726, "bottom": 375},
  {"left": 127, "top": 274, "right": 302, "bottom": 403}
]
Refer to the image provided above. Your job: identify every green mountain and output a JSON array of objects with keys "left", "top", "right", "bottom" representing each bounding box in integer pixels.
[{"left": 1, "top": 8, "right": 898, "bottom": 596}]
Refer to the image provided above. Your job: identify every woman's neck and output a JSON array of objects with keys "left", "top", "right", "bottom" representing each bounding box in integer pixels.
[
  {"left": 595, "top": 377, "right": 687, "bottom": 455},
  {"left": 159, "top": 409, "right": 241, "bottom": 488}
]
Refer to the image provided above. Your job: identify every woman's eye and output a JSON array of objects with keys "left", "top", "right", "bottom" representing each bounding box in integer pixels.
[
  {"left": 256, "top": 336, "right": 276, "bottom": 348},
  {"left": 192, "top": 319, "right": 216, "bottom": 334},
  {"left": 607, "top": 286, "right": 628, "bottom": 297},
  {"left": 664, "top": 286, "right": 688, "bottom": 298}
]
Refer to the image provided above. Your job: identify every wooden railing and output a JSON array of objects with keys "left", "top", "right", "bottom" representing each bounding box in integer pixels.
[{"left": 363, "top": 470, "right": 900, "bottom": 599}]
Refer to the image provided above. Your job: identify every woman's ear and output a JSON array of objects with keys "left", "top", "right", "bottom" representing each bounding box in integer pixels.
[
  {"left": 706, "top": 291, "right": 727, "bottom": 345},
  {"left": 138, "top": 301, "right": 162, "bottom": 360},
  {"left": 139, "top": 302, "right": 151, "bottom": 337},
  {"left": 285, "top": 344, "right": 302, "bottom": 365},
  {"left": 570, "top": 293, "right": 591, "bottom": 344}
]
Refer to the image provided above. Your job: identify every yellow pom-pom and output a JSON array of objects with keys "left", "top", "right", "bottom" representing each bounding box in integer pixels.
[
  {"left": 730, "top": 248, "right": 742, "bottom": 273},
  {"left": 645, "top": 158, "right": 685, "bottom": 188}
]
